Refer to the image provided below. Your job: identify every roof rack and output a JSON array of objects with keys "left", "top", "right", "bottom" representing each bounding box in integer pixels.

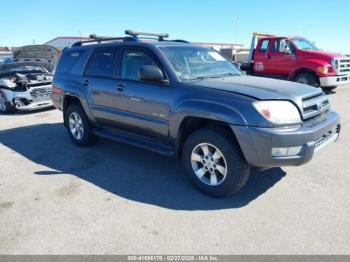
[
  {"left": 71, "top": 30, "right": 188, "bottom": 47},
  {"left": 72, "top": 34, "right": 136, "bottom": 47},
  {"left": 125, "top": 30, "right": 169, "bottom": 41}
]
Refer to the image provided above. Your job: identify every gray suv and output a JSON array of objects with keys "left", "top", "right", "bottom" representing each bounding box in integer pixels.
[{"left": 51, "top": 30, "right": 340, "bottom": 197}]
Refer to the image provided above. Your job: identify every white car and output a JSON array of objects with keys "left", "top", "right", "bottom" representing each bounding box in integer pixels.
[{"left": 0, "top": 45, "right": 59, "bottom": 113}]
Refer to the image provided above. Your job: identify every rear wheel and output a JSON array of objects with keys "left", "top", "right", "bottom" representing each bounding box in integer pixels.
[
  {"left": 64, "top": 103, "right": 96, "bottom": 146},
  {"left": 294, "top": 72, "right": 319, "bottom": 87},
  {"left": 0, "top": 91, "right": 14, "bottom": 114},
  {"left": 182, "top": 128, "right": 251, "bottom": 197}
]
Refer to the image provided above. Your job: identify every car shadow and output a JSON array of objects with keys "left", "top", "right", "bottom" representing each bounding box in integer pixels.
[
  {"left": 0, "top": 106, "right": 56, "bottom": 116},
  {"left": 0, "top": 123, "right": 286, "bottom": 210}
]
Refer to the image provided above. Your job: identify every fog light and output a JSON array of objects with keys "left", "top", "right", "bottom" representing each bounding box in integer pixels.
[
  {"left": 14, "top": 98, "right": 24, "bottom": 107},
  {"left": 272, "top": 146, "right": 302, "bottom": 157}
]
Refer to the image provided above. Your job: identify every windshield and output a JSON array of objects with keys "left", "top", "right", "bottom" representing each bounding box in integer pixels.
[
  {"left": 160, "top": 46, "right": 241, "bottom": 81},
  {"left": 292, "top": 38, "right": 319, "bottom": 50}
]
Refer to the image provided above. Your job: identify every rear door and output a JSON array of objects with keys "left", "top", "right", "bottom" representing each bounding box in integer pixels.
[
  {"left": 253, "top": 38, "right": 271, "bottom": 74},
  {"left": 82, "top": 47, "right": 121, "bottom": 125}
]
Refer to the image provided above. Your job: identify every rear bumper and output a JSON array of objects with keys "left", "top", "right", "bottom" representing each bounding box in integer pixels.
[
  {"left": 231, "top": 111, "right": 340, "bottom": 168},
  {"left": 319, "top": 74, "right": 350, "bottom": 87}
]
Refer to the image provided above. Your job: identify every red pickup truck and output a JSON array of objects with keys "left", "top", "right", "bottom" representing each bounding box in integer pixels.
[{"left": 240, "top": 33, "right": 350, "bottom": 90}]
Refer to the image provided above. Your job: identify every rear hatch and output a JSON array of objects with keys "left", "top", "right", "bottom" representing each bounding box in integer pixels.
[{"left": 13, "top": 45, "right": 60, "bottom": 72}]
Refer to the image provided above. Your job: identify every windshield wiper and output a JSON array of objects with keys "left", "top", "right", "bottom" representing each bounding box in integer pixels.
[
  {"left": 218, "top": 73, "right": 240, "bottom": 77},
  {"left": 189, "top": 73, "right": 240, "bottom": 81}
]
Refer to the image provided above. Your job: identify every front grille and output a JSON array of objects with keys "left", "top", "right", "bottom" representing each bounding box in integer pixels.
[
  {"left": 338, "top": 58, "right": 350, "bottom": 74},
  {"left": 30, "top": 86, "right": 52, "bottom": 101},
  {"left": 302, "top": 93, "right": 330, "bottom": 120}
]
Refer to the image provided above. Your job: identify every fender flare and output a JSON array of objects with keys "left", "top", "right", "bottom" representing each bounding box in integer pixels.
[
  {"left": 62, "top": 91, "right": 97, "bottom": 125},
  {"left": 288, "top": 59, "right": 329, "bottom": 80},
  {"left": 170, "top": 99, "right": 247, "bottom": 139}
]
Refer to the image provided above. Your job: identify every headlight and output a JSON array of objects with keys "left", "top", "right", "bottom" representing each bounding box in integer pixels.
[
  {"left": 317, "top": 65, "right": 332, "bottom": 74},
  {"left": 253, "top": 101, "right": 301, "bottom": 124},
  {"left": 331, "top": 58, "right": 339, "bottom": 73}
]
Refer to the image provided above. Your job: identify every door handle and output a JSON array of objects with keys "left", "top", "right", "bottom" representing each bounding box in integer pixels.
[
  {"left": 116, "top": 83, "right": 126, "bottom": 92},
  {"left": 82, "top": 80, "right": 90, "bottom": 86}
]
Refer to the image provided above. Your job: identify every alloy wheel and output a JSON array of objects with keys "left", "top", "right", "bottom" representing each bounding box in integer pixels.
[
  {"left": 69, "top": 112, "right": 84, "bottom": 140},
  {"left": 191, "top": 143, "right": 228, "bottom": 186}
]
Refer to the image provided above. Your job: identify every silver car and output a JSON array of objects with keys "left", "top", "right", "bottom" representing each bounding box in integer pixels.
[{"left": 0, "top": 45, "right": 59, "bottom": 113}]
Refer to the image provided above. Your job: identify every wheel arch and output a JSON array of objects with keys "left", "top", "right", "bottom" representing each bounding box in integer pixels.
[
  {"left": 62, "top": 93, "right": 96, "bottom": 126},
  {"left": 289, "top": 68, "right": 320, "bottom": 86},
  {"left": 174, "top": 116, "right": 239, "bottom": 159}
]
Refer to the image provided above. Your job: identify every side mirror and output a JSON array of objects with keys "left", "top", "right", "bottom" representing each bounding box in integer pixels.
[{"left": 139, "top": 65, "right": 164, "bottom": 82}]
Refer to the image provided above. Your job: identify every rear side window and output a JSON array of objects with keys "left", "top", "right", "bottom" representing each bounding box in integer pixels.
[
  {"left": 259, "top": 40, "right": 270, "bottom": 52},
  {"left": 56, "top": 50, "right": 85, "bottom": 73},
  {"left": 84, "top": 48, "right": 117, "bottom": 78}
]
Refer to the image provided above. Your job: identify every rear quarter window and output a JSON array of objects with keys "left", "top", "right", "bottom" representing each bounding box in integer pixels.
[
  {"left": 259, "top": 40, "right": 270, "bottom": 52},
  {"left": 56, "top": 50, "right": 85, "bottom": 74}
]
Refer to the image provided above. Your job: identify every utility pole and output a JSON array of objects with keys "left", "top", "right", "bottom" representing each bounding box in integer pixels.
[{"left": 235, "top": 17, "right": 240, "bottom": 44}]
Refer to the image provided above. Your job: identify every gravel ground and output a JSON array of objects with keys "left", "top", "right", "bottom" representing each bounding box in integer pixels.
[{"left": 0, "top": 84, "right": 349, "bottom": 255}]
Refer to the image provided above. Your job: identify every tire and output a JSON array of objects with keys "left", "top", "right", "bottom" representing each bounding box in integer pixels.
[
  {"left": 322, "top": 86, "right": 337, "bottom": 92},
  {"left": 182, "top": 127, "right": 251, "bottom": 198},
  {"left": 294, "top": 72, "right": 319, "bottom": 87},
  {"left": 0, "top": 90, "right": 14, "bottom": 114},
  {"left": 64, "top": 103, "right": 96, "bottom": 146}
]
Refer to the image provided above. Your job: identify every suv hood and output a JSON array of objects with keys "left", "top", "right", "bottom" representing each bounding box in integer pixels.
[
  {"left": 190, "top": 75, "right": 323, "bottom": 101},
  {"left": 13, "top": 45, "right": 60, "bottom": 72}
]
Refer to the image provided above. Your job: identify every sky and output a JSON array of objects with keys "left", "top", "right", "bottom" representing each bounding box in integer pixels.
[{"left": 1, "top": 0, "right": 349, "bottom": 53}]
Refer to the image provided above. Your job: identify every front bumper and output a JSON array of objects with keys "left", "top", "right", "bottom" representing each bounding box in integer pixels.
[
  {"left": 12, "top": 85, "right": 53, "bottom": 111},
  {"left": 319, "top": 74, "right": 350, "bottom": 87},
  {"left": 231, "top": 111, "right": 340, "bottom": 168}
]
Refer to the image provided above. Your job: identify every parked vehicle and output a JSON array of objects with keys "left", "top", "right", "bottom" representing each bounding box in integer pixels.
[
  {"left": 0, "top": 53, "right": 13, "bottom": 65},
  {"left": 238, "top": 33, "right": 350, "bottom": 91},
  {"left": 0, "top": 45, "right": 59, "bottom": 113},
  {"left": 13, "top": 45, "right": 60, "bottom": 72},
  {"left": 52, "top": 30, "right": 340, "bottom": 197}
]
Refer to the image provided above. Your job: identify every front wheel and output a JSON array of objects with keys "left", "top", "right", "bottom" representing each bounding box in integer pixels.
[
  {"left": 182, "top": 128, "right": 251, "bottom": 198},
  {"left": 64, "top": 103, "right": 96, "bottom": 146},
  {"left": 322, "top": 86, "right": 337, "bottom": 92},
  {"left": 294, "top": 72, "right": 319, "bottom": 87},
  {"left": 0, "top": 91, "right": 14, "bottom": 113}
]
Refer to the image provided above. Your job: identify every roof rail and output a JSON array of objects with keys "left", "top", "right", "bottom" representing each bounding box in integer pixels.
[
  {"left": 171, "top": 39, "right": 190, "bottom": 43},
  {"left": 125, "top": 30, "right": 169, "bottom": 41}
]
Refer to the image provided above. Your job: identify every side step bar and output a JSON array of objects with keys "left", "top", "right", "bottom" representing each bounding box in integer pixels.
[{"left": 92, "top": 127, "right": 174, "bottom": 156}]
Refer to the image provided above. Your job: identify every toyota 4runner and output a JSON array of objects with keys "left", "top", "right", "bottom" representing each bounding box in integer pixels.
[{"left": 51, "top": 30, "right": 341, "bottom": 197}]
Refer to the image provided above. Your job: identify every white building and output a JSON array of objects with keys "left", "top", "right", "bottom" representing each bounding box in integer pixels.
[
  {"left": 44, "top": 36, "right": 91, "bottom": 50},
  {"left": 44, "top": 37, "right": 243, "bottom": 58}
]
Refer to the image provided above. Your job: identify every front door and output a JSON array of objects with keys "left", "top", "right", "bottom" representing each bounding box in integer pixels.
[
  {"left": 112, "top": 48, "right": 170, "bottom": 140},
  {"left": 267, "top": 39, "right": 296, "bottom": 76}
]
